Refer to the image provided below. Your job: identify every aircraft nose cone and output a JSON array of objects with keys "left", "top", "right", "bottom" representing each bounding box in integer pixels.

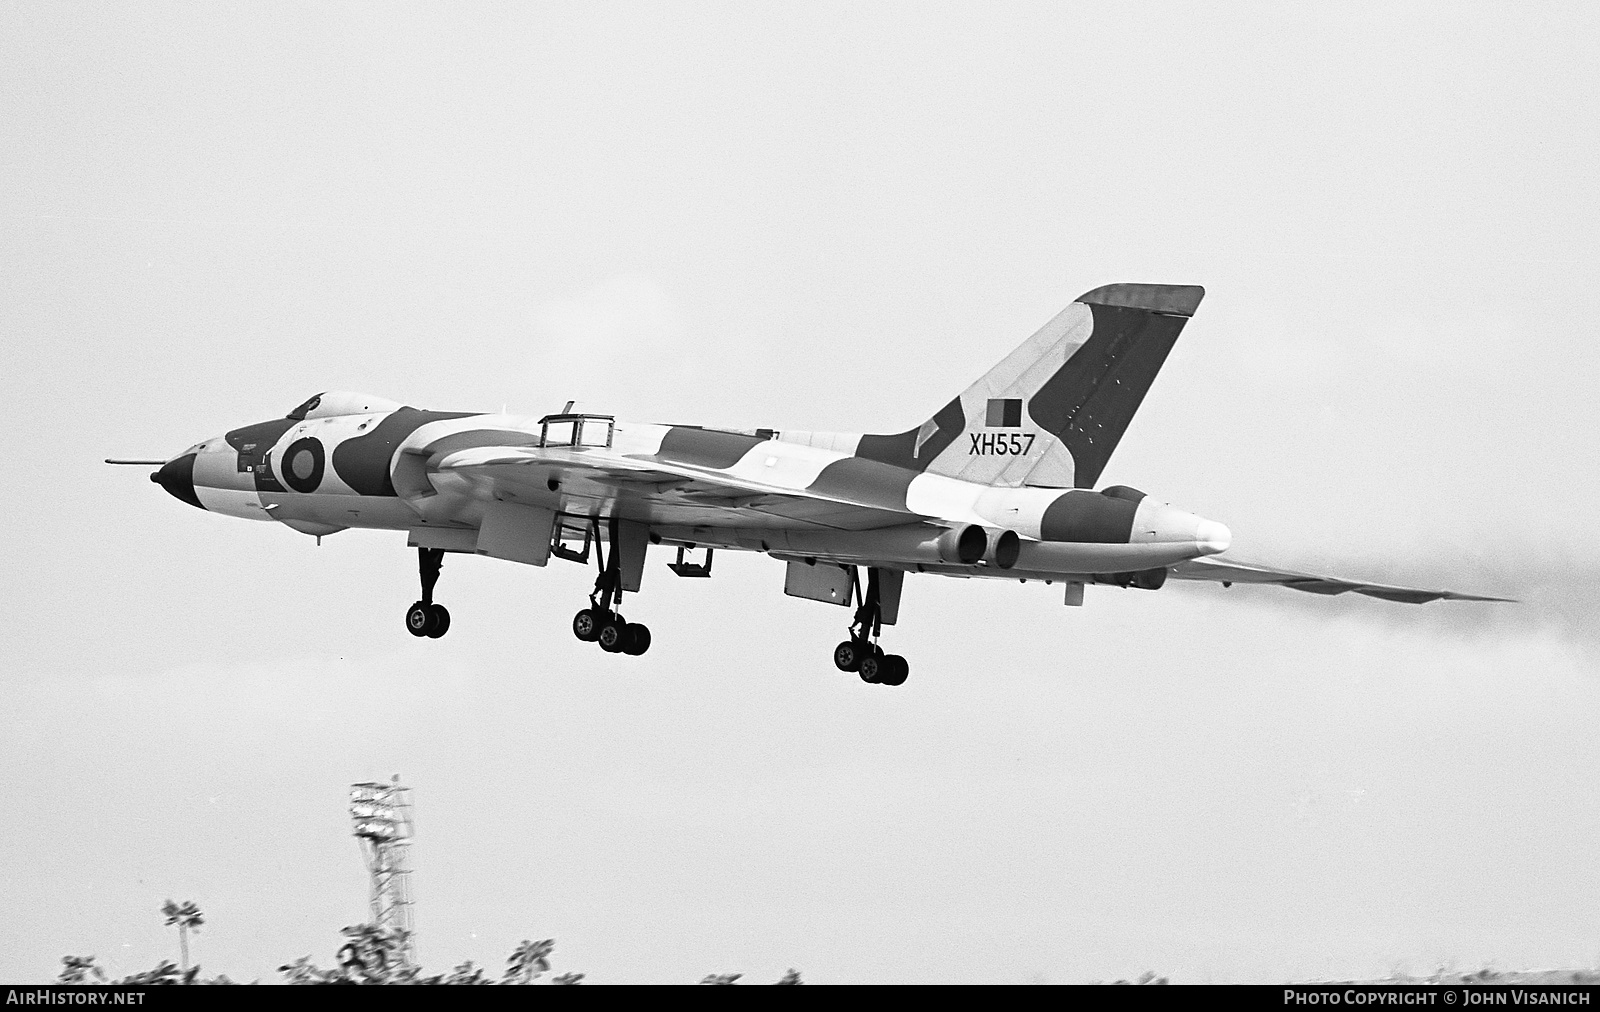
[
  {"left": 152, "top": 453, "right": 205, "bottom": 510},
  {"left": 1195, "top": 519, "right": 1231, "bottom": 555}
]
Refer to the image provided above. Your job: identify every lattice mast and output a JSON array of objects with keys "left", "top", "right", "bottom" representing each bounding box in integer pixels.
[{"left": 349, "top": 775, "right": 416, "bottom": 964}]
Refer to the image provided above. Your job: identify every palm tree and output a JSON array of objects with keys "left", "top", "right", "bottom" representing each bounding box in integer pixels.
[
  {"left": 503, "top": 939, "right": 554, "bottom": 984},
  {"left": 58, "top": 955, "right": 105, "bottom": 984},
  {"left": 160, "top": 900, "right": 204, "bottom": 973}
]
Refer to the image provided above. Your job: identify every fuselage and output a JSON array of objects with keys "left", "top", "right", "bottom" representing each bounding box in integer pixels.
[{"left": 152, "top": 391, "right": 1231, "bottom": 582}]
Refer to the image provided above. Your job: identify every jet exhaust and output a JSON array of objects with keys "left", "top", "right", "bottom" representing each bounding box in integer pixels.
[
  {"left": 984, "top": 529, "right": 1021, "bottom": 569},
  {"left": 937, "top": 525, "right": 987, "bottom": 565}
]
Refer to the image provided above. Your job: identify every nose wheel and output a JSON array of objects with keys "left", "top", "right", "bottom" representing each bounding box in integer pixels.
[
  {"left": 405, "top": 547, "right": 452, "bottom": 639},
  {"left": 571, "top": 516, "right": 652, "bottom": 656},
  {"left": 832, "top": 567, "right": 909, "bottom": 686},
  {"left": 406, "top": 600, "right": 451, "bottom": 638}
]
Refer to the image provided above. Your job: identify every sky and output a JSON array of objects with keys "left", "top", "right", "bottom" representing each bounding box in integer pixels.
[{"left": 2, "top": 1, "right": 1598, "bottom": 984}]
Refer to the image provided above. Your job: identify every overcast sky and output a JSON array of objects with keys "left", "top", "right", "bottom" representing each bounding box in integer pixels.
[{"left": 3, "top": 2, "right": 1598, "bottom": 984}]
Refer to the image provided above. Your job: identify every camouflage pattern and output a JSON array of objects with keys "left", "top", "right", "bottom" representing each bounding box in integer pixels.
[
  {"left": 149, "top": 284, "right": 1232, "bottom": 586},
  {"left": 143, "top": 282, "right": 1506, "bottom": 604}
]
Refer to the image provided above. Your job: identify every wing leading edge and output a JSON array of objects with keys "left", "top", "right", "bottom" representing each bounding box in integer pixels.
[{"left": 1167, "top": 556, "right": 1514, "bottom": 604}]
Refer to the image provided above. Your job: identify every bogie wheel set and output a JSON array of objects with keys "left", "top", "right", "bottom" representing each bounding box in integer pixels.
[
  {"left": 833, "top": 639, "right": 909, "bottom": 685},
  {"left": 571, "top": 515, "right": 652, "bottom": 658},
  {"left": 830, "top": 566, "right": 911, "bottom": 686},
  {"left": 572, "top": 607, "right": 651, "bottom": 656}
]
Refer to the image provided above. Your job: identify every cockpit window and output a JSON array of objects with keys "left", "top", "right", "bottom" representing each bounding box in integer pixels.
[
  {"left": 287, "top": 394, "right": 323, "bottom": 421},
  {"left": 286, "top": 391, "right": 404, "bottom": 420}
]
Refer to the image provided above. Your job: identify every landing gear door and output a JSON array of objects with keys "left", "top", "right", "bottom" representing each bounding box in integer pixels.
[
  {"left": 616, "top": 520, "right": 649, "bottom": 593},
  {"left": 873, "top": 568, "right": 904, "bottom": 626},
  {"left": 476, "top": 501, "right": 557, "bottom": 567},
  {"left": 784, "top": 560, "right": 853, "bottom": 606}
]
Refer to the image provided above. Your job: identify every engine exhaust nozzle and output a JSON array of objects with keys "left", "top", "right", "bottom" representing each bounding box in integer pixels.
[{"left": 936, "top": 524, "right": 987, "bottom": 565}]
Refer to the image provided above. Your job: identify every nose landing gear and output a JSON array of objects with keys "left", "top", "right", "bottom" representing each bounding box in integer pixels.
[
  {"left": 570, "top": 516, "right": 651, "bottom": 656},
  {"left": 405, "top": 547, "right": 451, "bottom": 638},
  {"left": 831, "top": 567, "right": 909, "bottom": 686}
]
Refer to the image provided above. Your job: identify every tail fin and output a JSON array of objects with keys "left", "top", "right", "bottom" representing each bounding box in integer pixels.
[{"left": 857, "top": 283, "right": 1204, "bottom": 488}]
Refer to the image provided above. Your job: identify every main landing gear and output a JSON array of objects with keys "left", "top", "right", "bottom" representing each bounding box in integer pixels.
[
  {"left": 832, "top": 567, "right": 909, "bottom": 686},
  {"left": 405, "top": 547, "right": 451, "bottom": 639},
  {"left": 571, "top": 516, "right": 651, "bottom": 657}
]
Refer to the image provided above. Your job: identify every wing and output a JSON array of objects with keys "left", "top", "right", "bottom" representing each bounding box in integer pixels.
[
  {"left": 431, "top": 445, "right": 919, "bottom": 532},
  {"left": 1167, "top": 555, "right": 1514, "bottom": 604}
]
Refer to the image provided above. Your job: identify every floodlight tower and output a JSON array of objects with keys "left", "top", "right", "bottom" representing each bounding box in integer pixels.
[{"left": 349, "top": 775, "right": 416, "bottom": 964}]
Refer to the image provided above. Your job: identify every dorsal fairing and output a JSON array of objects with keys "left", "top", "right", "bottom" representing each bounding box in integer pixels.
[{"left": 287, "top": 391, "right": 404, "bottom": 421}]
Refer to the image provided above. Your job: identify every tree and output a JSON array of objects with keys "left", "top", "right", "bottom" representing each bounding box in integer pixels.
[
  {"left": 337, "top": 922, "right": 409, "bottom": 983},
  {"left": 504, "top": 939, "right": 554, "bottom": 984},
  {"left": 58, "top": 955, "right": 105, "bottom": 984},
  {"left": 278, "top": 955, "right": 340, "bottom": 985},
  {"left": 160, "top": 900, "right": 204, "bottom": 974},
  {"left": 443, "top": 959, "right": 490, "bottom": 985},
  {"left": 117, "top": 960, "right": 194, "bottom": 985}
]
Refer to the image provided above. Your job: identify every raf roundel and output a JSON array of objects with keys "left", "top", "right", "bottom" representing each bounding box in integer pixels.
[{"left": 282, "top": 437, "right": 325, "bottom": 493}]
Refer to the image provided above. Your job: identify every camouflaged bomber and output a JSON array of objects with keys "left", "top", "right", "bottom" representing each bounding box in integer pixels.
[{"left": 118, "top": 284, "right": 1507, "bottom": 685}]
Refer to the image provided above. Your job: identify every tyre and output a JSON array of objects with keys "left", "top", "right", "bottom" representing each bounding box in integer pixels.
[
  {"left": 597, "top": 617, "right": 628, "bottom": 653},
  {"left": 833, "top": 640, "right": 863, "bottom": 672},
  {"left": 572, "top": 608, "right": 602, "bottom": 642},
  {"left": 879, "top": 654, "right": 909, "bottom": 686},
  {"left": 406, "top": 601, "right": 433, "bottom": 637},
  {"left": 425, "top": 604, "right": 451, "bottom": 639},
  {"left": 623, "top": 624, "right": 652, "bottom": 656},
  {"left": 858, "top": 652, "right": 883, "bottom": 684}
]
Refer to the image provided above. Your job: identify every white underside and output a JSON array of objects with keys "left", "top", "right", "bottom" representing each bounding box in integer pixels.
[{"left": 194, "top": 485, "right": 269, "bottom": 521}]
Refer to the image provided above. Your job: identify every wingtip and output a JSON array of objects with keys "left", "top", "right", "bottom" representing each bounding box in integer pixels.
[{"left": 1074, "top": 283, "right": 1206, "bottom": 317}]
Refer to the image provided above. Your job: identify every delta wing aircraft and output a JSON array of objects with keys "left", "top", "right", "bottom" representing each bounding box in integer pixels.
[{"left": 110, "top": 284, "right": 1506, "bottom": 686}]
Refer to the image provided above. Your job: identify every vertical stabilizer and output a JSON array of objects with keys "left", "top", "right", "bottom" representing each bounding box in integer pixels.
[{"left": 857, "top": 284, "right": 1203, "bottom": 488}]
